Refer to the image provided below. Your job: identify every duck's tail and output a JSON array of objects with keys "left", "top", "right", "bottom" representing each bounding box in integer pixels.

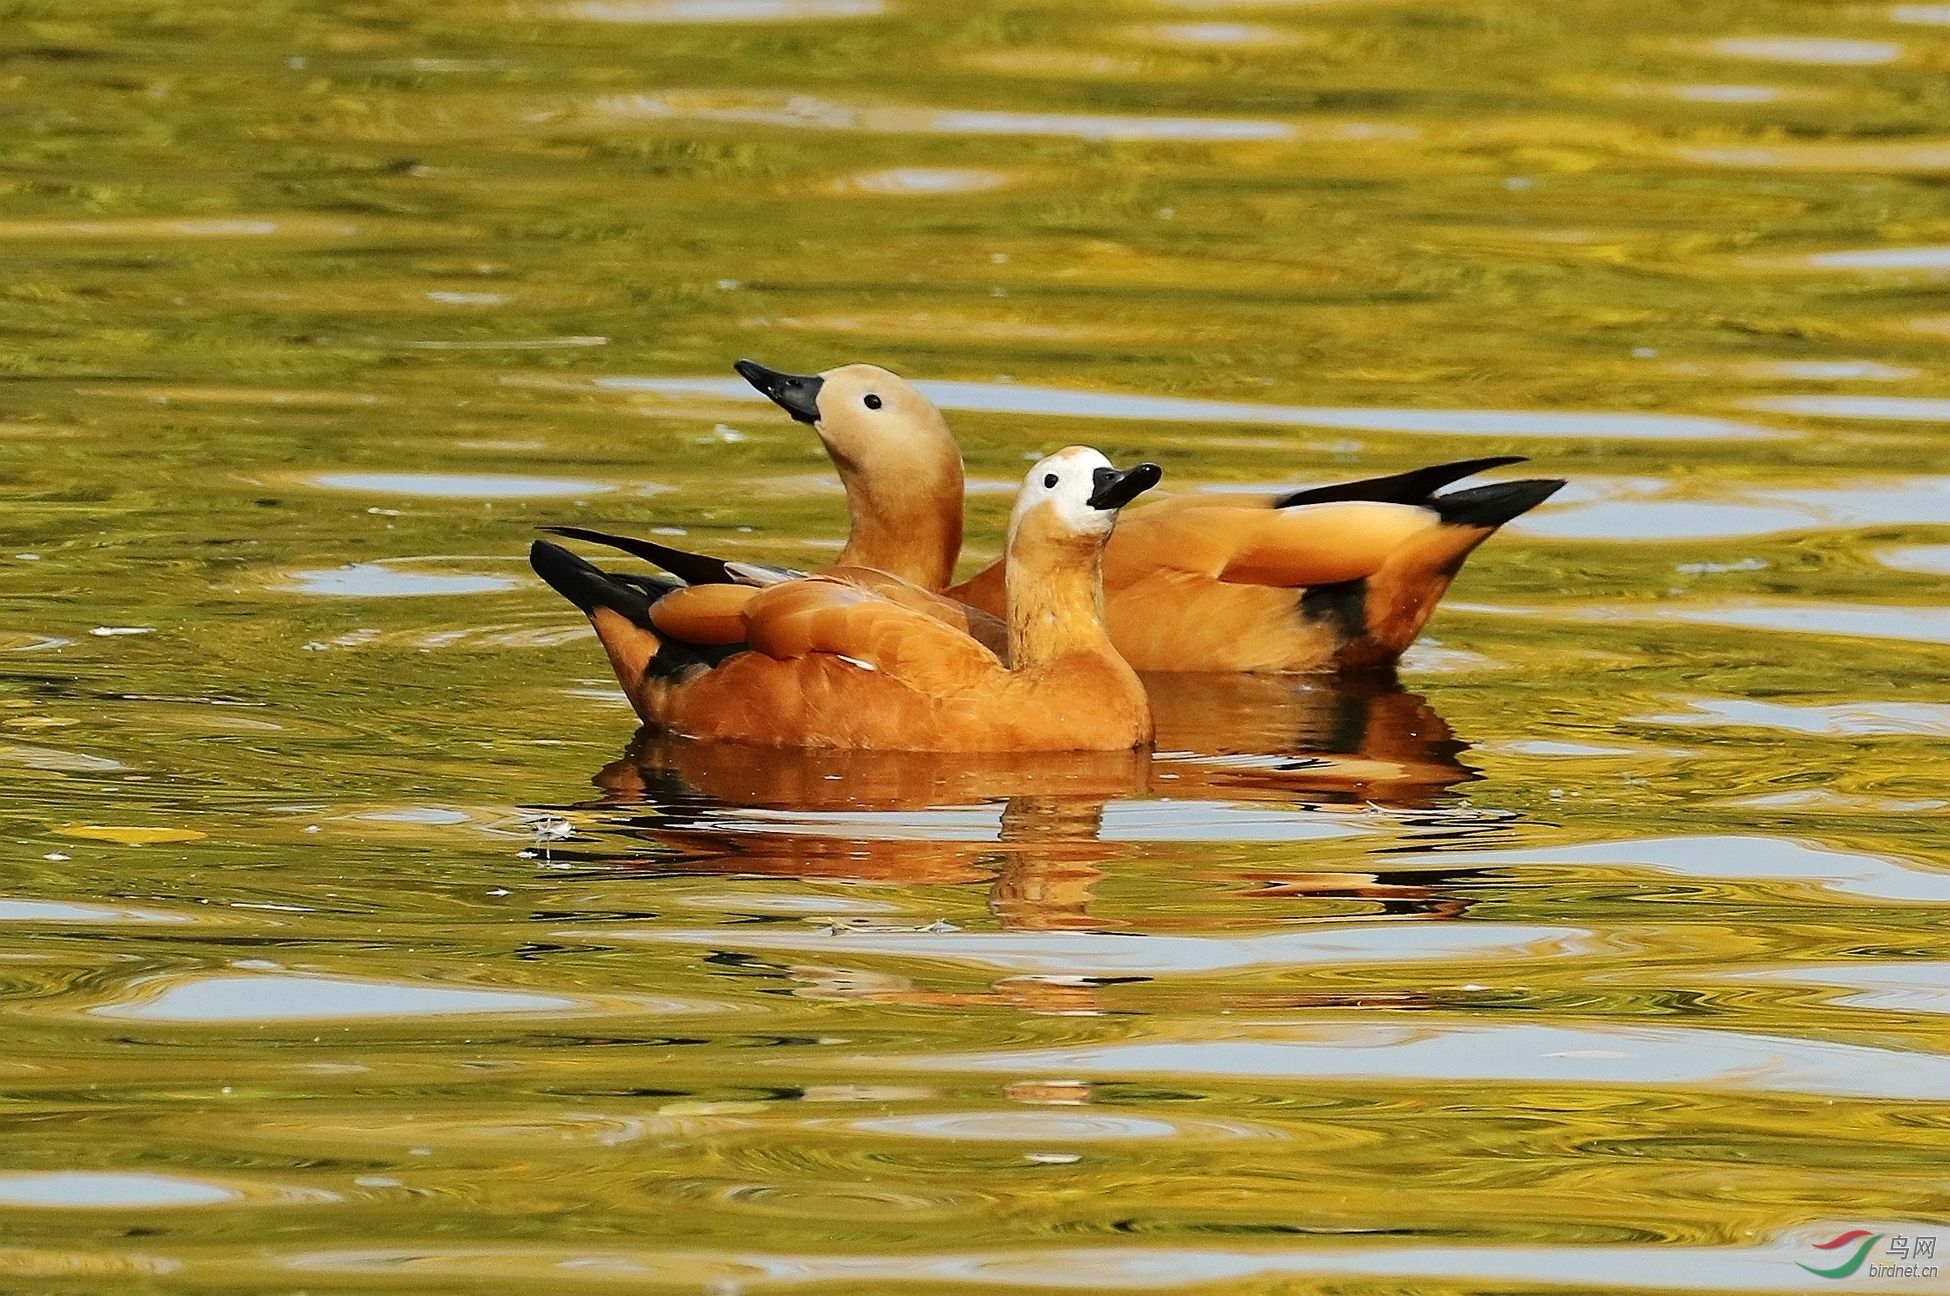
[
  {"left": 1428, "top": 477, "right": 1568, "bottom": 531},
  {"left": 529, "top": 540, "right": 714, "bottom": 721},
  {"left": 1325, "top": 475, "right": 1566, "bottom": 669},
  {"left": 538, "top": 526, "right": 806, "bottom": 588},
  {"left": 537, "top": 526, "right": 742, "bottom": 587}
]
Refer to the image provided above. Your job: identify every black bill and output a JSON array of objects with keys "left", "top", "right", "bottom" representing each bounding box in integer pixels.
[
  {"left": 1087, "top": 462, "right": 1163, "bottom": 511},
  {"left": 734, "top": 359, "right": 824, "bottom": 424}
]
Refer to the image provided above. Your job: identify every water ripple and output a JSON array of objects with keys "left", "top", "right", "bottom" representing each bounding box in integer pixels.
[
  {"left": 599, "top": 376, "right": 1777, "bottom": 440},
  {"left": 592, "top": 92, "right": 1340, "bottom": 142},
  {"left": 1466, "top": 600, "right": 1950, "bottom": 646},
  {"left": 1390, "top": 834, "right": 1949, "bottom": 905},
  {"left": 839, "top": 1110, "right": 1279, "bottom": 1143},
  {"left": 659, "top": 799, "right": 1374, "bottom": 844},
  {"left": 1637, "top": 699, "right": 1950, "bottom": 738},
  {"left": 616, "top": 922, "right": 1592, "bottom": 977},
  {"left": 1671, "top": 138, "right": 1950, "bottom": 172},
  {"left": 880, "top": 1020, "right": 1950, "bottom": 1101},
  {"left": 0, "top": 743, "right": 125, "bottom": 774},
  {"left": 1742, "top": 395, "right": 1950, "bottom": 422},
  {"left": 81, "top": 971, "right": 704, "bottom": 1024},
  {"left": 305, "top": 471, "right": 617, "bottom": 499},
  {"left": 1799, "top": 245, "right": 1950, "bottom": 271},
  {"left": 1733, "top": 962, "right": 1950, "bottom": 1015},
  {"left": 277, "top": 563, "right": 516, "bottom": 597},
  {"left": 552, "top": 0, "right": 884, "bottom": 20},
  {"left": 0, "top": 1171, "right": 330, "bottom": 1209},
  {"left": 829, "top": 167, "right": 1014, "bottom": 195},
  {"left": 1691, "top": 36, "right": 1906, "bottom": 65},
  {"left": 0, "top": 216, "right": 364, "bottom": 241},
  {"left": 0, "top": 897, "right": 192, "bottom": 925},
  {"left": 275, "top": 1223, "right": 1946, "bottom": 1289},
  {"left": 1124, "top": 22, "right": 1300, "bottom": 49},
  {"left": 1878, "top": 545, "right": 1950, "bottom": 575},
  {"left": 1658, "top": 603, "right": 1950, "bottom": 645}
]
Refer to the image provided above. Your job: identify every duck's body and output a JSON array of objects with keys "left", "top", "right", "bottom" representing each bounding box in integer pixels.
[
  {"left": 637, "top": 562, "right": 1004, "bottom": 657},
  {"left": 558, "top": 361, "right": 1560, "bottom": 672},
  {"left": 532, "top": 449, "right": 1158, "bottom": 752},
  {"left": 711, "top": 361, "right": 1565, "bottom": 673},
  {"left": 948, "top": 475, "right": 1560, "bottom": 671},
  {"left": 655, "top": 577, "right": 1145, "bottom": 751}
]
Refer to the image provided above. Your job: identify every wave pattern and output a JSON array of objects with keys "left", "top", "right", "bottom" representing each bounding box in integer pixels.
[{"left": 0, "top": 0, "right": 1943, "bottom": 1291}]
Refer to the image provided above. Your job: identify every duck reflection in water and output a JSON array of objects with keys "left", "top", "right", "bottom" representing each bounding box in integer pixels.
[
  {"left": 545, "top": 675, "right": 1483, "bottom": 948},
  {"left": 1143, "top": 671, "right": 1475, "bottom": 808},
  {"left": 533, "top": 675, "right": 1488, "bottom": 1012}
]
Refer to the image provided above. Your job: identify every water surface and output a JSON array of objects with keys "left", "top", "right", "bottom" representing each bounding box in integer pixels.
[{"left": 0, "top": 1, "right": 1944, "bottom": 1292}]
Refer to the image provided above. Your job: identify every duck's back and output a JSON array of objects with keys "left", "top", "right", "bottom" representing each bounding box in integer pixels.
[{"left": 948, "top": 469, "right": 1563, "bottom": 673}]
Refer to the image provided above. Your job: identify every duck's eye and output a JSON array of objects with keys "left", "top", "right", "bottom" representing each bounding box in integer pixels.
[
  {"left": 863, "top": 394, "right": 882, "bottom": 410},
  {"left": 1043, "top": 473, "right": 1059, "bottom": 489}
]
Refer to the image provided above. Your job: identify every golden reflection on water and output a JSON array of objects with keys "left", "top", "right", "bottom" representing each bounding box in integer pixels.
[
  {"left": 569, "top": 678, "right": 1477, "bottom": 937},
  {"left": 0, "top": 0, "right": 1945, "bottom": 1289}
]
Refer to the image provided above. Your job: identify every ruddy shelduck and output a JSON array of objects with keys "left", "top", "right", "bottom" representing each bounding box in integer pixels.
[
  {"left": 530, "top": 447, "right": 1162, "bottom": 751},
  {"left": 555, "top": 362, "right": 1565, "bottom": 672},
  {"left": 738, "top": 360, "right": 1567, "bottom": 671}
]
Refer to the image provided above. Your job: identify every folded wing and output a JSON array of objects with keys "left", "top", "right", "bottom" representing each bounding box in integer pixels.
[{"left": 743, "top": 576, "right": 1002, "bottom": 695}]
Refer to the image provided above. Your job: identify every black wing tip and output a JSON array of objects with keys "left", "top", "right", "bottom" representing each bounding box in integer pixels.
[
  {"left": 1430, "top": 478, "right": 1567, "bottom": 529},
  {"left": 1273, "top": 456, "right": 1531, "bottom": 510},
  {"left": 534, "top": 525, "right": 737, "bottom": 587},
  {"left": 1450, "top": 454, "right": 1529, "bottom": 477},
  {"left": 1433, "top": 454, "right": 1529, "bottom": 472},
  {"left": 529, "top": 539, "right": 654, "bottom": 623}
]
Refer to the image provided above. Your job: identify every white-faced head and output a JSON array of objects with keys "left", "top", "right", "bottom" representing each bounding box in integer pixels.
[{"left": 1010, "top": 446, "right": 1162, "bottom": 541}]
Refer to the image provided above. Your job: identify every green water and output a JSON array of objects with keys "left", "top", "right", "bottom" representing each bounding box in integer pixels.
[{"left": 1, "top": 1, "right": 1946, "bottom": 1292}]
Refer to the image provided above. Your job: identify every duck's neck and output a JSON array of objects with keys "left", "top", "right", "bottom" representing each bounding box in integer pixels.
[
  {"left": 832, "top": 452, "right": 963, "bottom": 591},
  {"left": 1004, "top": 521, "right": 1117, "bottom": 671}
]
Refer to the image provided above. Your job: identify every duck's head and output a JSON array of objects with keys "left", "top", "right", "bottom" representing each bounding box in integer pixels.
[
  {"left": 1009, "top": 446, "right": 1162, "bottom": 545},
  {"left": 734, "top": 359, "right": 954, "bottom": 477},
  {"left": 734, "top": 358, "right": 965, "bottom": 586}
]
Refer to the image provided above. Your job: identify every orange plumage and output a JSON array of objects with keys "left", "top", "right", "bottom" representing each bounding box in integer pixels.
[
  {"left": 721, "top": 361, "right": 1565, "bottom": 672},
  {"left": 531, "top": 448, "right": 1159, "bottom": 751}
]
